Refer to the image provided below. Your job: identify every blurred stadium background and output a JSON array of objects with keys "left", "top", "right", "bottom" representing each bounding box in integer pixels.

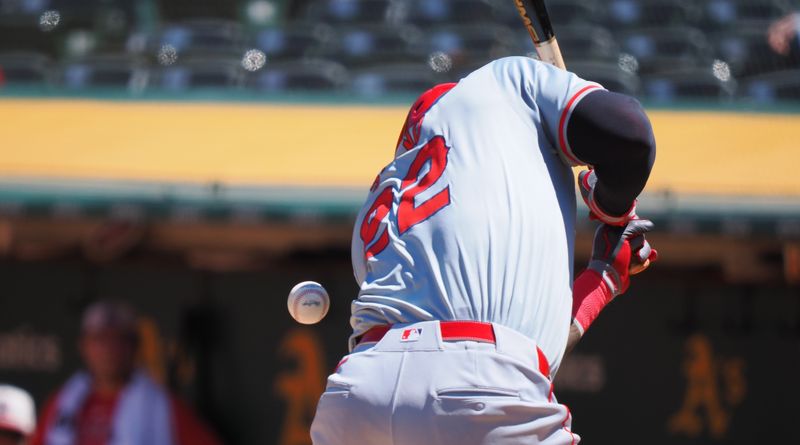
[{"left": 0, "top": 0, "right": 798, "bottom": 444}]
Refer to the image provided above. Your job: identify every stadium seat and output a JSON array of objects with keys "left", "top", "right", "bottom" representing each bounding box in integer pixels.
[
  {"left": 0, "top": 24, "right": 60, "bottom": 55},
  {"left": 3, "top": 0, "right": 138, "bottom": 43},
  {"left": 0, "top": 0, "right": 48, "bottom": 17},
  {"left": 0, "top": 52, "right": 53, "bottom": 84},
  {"left": 603, "top": 0, "right": 702, "bottom": 29},
  {"left": 159, "top": 0, "right": 238, "bottom": 20},
  {"left": 158, "top": 58, "right": 244, "bottom": 90},
  {"left": 422, "top": 24, "right": 515, "bottom": 73},
  {"left": 643, "top": 68, "right": 736, "bottom": 102},
  {"left": 97, "top": 0, "right": 139, "bottom": 34},
  {"left": 54, "top": 0, "right": 138, "bottom": 34},
  {"left": 617, "top": 26, "right": 714, "bottom": 74},
  {"left": 496, "top": 0, "right": 602, "bottom": 28},
  {"left": 253, "top": 26, "right": 331, "bottom": 61},
  {"left": 425, "top": 24, "right": 514, "bottom": 54},
  {"left": 303, "top": 0, "right": 397, "bottom": 25},
  {"left": 60, "top": 54, "right": 147, "bottom": 89},
  {"left": 318, "top": 24, "right": 422, "bottom": 68},
  {"left": 568, "top": 61, "right": 641, "bottom": 95},
  {"left": 351, "top": 63, "right": 444, "bottom": 96},
  {"left": 711, "top": 27, "right": 793, "bottom": 77},
  {"left": 406, "top": 0, "right": 496, "bottom": 26},
  {"left": 59, "top": 27, "right": 135, "bottom": 60},
  {"left": 744, "top": 70, "right": 800, "bottom": 103},
  {"left": 549, "top": 0, "right": 606, "bottom": 26},
  {"left": 701, "top": 0, "right": 791, "bottom": 29},
  {"left": 61, "top": 29, "right": 100, "bottom": 58},
  {"left": 156, "top": 19, "right": 245, "bottom": 56},
  {"left": 515, "top": 24, "right": 620, "bottom": 63},
  {"left": 249, "top": 58, "right": 348, "bottom": 92},
  {"left": 0, "top": 0, "right": 790, "bottom": 102},
  {"left": 0, "top": 2, "right": 135, "bottom": 55}
]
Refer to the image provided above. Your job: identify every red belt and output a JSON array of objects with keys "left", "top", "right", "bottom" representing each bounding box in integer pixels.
[{"left": 357, "top": 321, "right": 550, "bottom": 379}]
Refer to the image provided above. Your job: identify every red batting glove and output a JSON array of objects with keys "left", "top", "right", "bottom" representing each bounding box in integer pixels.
[
  {"left": 588, "top": 219, "right": 657, "bottom": 296},
  {"left": 578, "top": 169, "right": 638, "bottom": 226},
  {"left": 572, "top": 219, "right": 658, "bottom": 334}
]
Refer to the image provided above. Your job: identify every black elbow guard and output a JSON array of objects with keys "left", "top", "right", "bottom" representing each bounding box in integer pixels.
[
  {"left": 568, "top": 90, "right": 656, "bottom": 216},
  {"left": 567, "top": 90, "right": 655, "bottom": 170}
]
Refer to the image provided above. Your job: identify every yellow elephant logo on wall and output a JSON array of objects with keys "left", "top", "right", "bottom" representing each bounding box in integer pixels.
[
  {"left": 669, "top": 334, "right": 746, "bottom": 439},
  {"left": 275, "top": 329, "right": 326, "bottom": 445}
]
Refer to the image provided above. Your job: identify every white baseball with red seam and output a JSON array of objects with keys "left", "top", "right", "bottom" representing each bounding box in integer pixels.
[{"left": 287, "top": 281, "right": 330, "bottom": 324}]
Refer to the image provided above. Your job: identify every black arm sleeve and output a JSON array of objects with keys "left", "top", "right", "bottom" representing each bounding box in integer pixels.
[{"left": 566, "top": 90, "right": 656, "bottom": 216}]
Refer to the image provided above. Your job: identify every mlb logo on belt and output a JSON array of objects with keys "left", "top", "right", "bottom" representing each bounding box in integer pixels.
[{"left": 400, "top": 328, "right": 422, "bottom": 342}]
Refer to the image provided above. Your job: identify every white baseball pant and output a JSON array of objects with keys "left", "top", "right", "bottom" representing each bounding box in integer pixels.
[{"left": 311, "top": 320, "right": 579, "bottom": 445}]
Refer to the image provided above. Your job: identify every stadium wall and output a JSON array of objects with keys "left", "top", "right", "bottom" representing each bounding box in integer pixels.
[
  {"left": 0, "top": 98, "right": 798, "bottom": 445},
  {"left": 0, "top": 256, "right": 797, "bottom": 445},
  {"left": 0, "top": 99, "right": 798, "bottom": 195}
]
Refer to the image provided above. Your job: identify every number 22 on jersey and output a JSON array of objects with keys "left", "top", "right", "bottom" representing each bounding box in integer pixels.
[{"left": 359, "top": 136, "right": 451, "bottom": 259}]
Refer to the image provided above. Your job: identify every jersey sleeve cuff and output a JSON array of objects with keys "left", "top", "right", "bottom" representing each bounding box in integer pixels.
[
  {"left": 557, "top": 84, "right": 603, "bottom": 167},
  {"left": 571, "top": 318, "right": 585, "bottom": 336}
]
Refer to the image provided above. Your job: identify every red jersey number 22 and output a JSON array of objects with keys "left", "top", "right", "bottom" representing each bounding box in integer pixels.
[{"left": 360, "top": 136, "right": 451, "bottom": 259}]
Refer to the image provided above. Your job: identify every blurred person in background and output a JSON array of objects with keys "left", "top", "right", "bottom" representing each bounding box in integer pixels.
[
  {"left": 0, "top": 385, "right": 36, "bottom": 445},
  {"left": 29, "top": 301, "right": 222, "bottom": 445},
  {"left": 768, "top": 12, "right": 800, "bottom": 60}
]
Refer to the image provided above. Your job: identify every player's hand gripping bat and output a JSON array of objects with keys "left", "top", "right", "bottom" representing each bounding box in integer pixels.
[{"left": 512, "top": 0, "right": 566, "bottom": 69}]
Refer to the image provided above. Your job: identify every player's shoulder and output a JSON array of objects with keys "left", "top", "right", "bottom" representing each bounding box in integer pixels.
[
  {"left": 485, "top": 56, "right": 557, "bottom": 77},
  {"left": 488, "top": 56, "right": 544, "bottom": 68},
  {"left": 469, "top": 56, "right": 576, "bottom": 89},
  {"left": 456, "top": 57, "right": 541, "bottom": 92}
]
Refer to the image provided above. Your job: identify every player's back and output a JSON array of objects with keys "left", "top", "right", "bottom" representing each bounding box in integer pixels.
[{"left": 351, "top": 56, "right": 601, "bottom": 371}]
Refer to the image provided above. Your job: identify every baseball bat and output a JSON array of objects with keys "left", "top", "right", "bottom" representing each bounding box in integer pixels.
[{"left": 512, "top": 0, "right": 566, "bottom": 69}]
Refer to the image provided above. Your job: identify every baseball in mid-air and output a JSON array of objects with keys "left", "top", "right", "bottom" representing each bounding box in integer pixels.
[{"left": 287, "top": 281, "right": 330, "bottom": 324}]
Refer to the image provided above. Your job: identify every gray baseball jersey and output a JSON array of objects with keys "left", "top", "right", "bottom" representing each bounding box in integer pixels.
[{"left": 350, "top": 56, "right": 601, "bottom": 375}]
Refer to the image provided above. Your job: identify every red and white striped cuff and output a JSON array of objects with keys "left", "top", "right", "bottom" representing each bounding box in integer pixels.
[
  {"left": 588, "top": 192, "right": 638, "bottom": 226},
  {"left": 579, "top": 170, "right": 638, "bottom": 226}
]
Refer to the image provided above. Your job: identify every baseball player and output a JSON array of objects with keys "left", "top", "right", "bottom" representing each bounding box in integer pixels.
[
  {"left": 0, "top": 384, "right": 36, "bottom": 445},
  {"left": 311, "top": 56, "right": 657, "bottom": 445}
]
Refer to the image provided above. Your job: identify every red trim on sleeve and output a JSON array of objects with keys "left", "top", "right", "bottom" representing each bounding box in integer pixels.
[
  {"left": 396, "top": 82, "right": 457, "bottom": 151},
  {"left": 334, "top": 356, "right": 349, "bottom": 373},
  {"left": 557, "top": 84, "right": 602, "bottom": 165},
  {"left": 536, "top": 347, "right": 551, "bottom": 379},
  {"left": 562, "top": 406, "right": 577, "bottom": 445}
]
